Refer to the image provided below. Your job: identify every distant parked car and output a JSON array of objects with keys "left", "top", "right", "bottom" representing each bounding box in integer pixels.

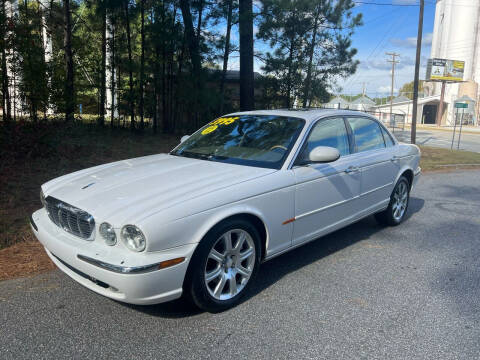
[{"left": 31, "top": 109, "right": 421, "bottom": 312}]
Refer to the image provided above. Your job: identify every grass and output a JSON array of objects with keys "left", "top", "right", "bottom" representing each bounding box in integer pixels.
[{"left": 419, "top": 146, "right": 480, "bottom": 171}]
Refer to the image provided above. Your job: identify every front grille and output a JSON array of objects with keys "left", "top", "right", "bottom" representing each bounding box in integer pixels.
[{"left": 45, "top": 196, "right": 95, "bottom": 240}]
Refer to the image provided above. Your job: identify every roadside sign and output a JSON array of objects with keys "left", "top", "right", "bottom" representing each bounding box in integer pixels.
[
  {"left": 455, "top": 103, "right": 468, "bottom": 109},
  {"left": 426, "top": 58, "right": 465, "bottom": 82}
]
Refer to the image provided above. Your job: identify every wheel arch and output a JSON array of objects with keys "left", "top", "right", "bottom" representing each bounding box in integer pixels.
[
  {"left": 399, "top": 168, "right": 414, "bottom": 190},
  {"left": 188, "top": 206, "right": 270, "bottom": 263},
  {"left": 201, "top": 212, "right": 269, "bottom": 261},
  {"left": 392, "top": 162, "right": 415, "bottom": 190},
  {"left": 182, "top": 209, "right": 270, "bottom": 294}
]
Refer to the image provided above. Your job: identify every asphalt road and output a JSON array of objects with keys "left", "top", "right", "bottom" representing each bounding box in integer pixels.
[
  {"left": 393, "top": 127, "right": 480, "bottom": 153},
  {"left": 1, "top": 171, "right": 480, "bottom": 360}
]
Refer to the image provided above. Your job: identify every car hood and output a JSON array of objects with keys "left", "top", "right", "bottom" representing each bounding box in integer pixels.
[{"left": 42, "top": 154, "right": 276, "bottom": 226}]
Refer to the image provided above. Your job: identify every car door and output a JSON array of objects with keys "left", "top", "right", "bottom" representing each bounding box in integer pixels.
[
  {"left": 346, "top": 116, "right": 399, "bottom": 214},
  {"left": 292, "top": 117, "right": 362, "bottom": 246}
]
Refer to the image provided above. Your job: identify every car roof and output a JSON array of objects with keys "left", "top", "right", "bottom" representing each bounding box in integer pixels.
[{"left": 228, "top": 109, "right": 375, "bottom": 124}]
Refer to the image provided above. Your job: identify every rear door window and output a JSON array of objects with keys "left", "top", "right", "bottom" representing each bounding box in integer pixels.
[
  {"left": 381, "top": 126, "right": 395, "bottom": 147},
  {"left": 347, "top": 117, "right": 386, "bottom": 153}
]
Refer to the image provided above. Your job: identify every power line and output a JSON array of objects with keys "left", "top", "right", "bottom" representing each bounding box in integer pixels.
[{"left": 343, "top": 11, "right": 409, "bottom": 91}]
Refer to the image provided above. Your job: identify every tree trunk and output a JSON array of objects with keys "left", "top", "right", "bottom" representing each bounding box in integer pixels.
[
  {"left": 99, "top": 6, "right": 106, "bottom": 126},
  {"left": 1, "top": 0, "right": 11, "bottom": 123},
  {"left": 179, "top": 0, "right": 202, "bottom": 122},
  {"left": 179, "top": 0, "right": 201, "bottom": 77},
  {"left": 152, "top": 6, "right": 159, "bottom": 134},
  {"left": 23, "top": 0, "right": 38, "bottom": 122},
  {"left": 160, "top": 0, "right": 167, "bottom": 133},
  {"left": 219, "top": 0, "right": 233, "bottom": 114},
  {"left": 285, "top": 39, "right": 294, "bottom": 108},
  {"left": 63, "top": 0, "right": 74, "bottom": 122},
  {"left": 153, "top": 56, "right": 158, "bottom": 133},
  {"left": 109, "top": 14, "right": 115, "bottom": 128},
  {"left": 196, "top": 0, "right": 203, "bottom": 38},
  {"left": 167, "top": 5, "right": 177, "bottom": 129},
  {"left": 124, "top": 0, "right": 135, "bottom": 131},
  {"left": 302, "top": 11, "right": 319, "bottom": 108},
  {"left": 139, "top": 0, "right": 145, "bottom": 131},
  {"left": 173, "top": 33, "right": 186, "bottom": 133},
  {"left": 39, "top": 0, "right": 51, "bottom": 119},
  {"left": 239, "top": 0, "right": 254, "bottom": 111},
  {"left": 1, "top": 47, "right": 10, "bottom": 122}
]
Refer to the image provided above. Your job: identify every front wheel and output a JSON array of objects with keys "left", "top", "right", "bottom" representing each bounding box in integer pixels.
[
  {"left": 184, "top": 218, "right": 261, "bottom": 312},
  {"left": 375, "top": 176, "right": 410, "bottom": 226}
]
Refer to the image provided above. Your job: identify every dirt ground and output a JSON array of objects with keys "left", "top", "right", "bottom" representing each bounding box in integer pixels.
[{"left": 0, "top": 239, "right": 55, "bottom": 281}]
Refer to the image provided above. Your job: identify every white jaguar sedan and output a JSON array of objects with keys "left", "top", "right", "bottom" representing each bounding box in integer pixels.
[{"left": 31, "top": 109, "right": 421, "bottom": 312}]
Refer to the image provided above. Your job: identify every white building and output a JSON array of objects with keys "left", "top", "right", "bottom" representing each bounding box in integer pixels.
[
  {"left": 424, "top": 0, "right": 480, "bottom": 126},
  {"left": 350, "top": 96, "right": 376, "bottom": 111},
  {"left": 325, "top": 96, "right": 350, "bottom": 109}
]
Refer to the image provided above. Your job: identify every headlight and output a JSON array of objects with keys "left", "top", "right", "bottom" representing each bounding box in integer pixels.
[
  {"left": 99, "top": 222, "right": 117, "bottom": 246},
  {"left": 121, "top": 225, "right": 146, "bottom": 252},
  {"left": 40, "top": 189, "right": 46, "bottom": 208}
]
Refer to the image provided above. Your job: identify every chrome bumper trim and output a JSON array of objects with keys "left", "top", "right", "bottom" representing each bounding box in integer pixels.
[{"left": 77, "top": 254, "right": 160, "bottom": 274}]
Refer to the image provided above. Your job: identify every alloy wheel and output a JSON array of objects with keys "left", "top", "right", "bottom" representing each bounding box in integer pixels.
[
  {"left": 392, "top": 181, "right": 408, "bottom": 221},
  {"left": 204, "top": 229, "right": 256, "bottom": 301}
]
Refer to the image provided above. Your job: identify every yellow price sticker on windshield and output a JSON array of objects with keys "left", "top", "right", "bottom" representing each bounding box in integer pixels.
[
  {"left": 201, "top": 125, "right": 218, "bottom": 135},
  {"left": 201, "top": 116, "right": 239, "bottom": 135}
]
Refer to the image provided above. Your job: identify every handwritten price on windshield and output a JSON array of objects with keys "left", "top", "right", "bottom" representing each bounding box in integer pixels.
[{"left": 201, "top": 117, "right": 239, "bottom": 135}]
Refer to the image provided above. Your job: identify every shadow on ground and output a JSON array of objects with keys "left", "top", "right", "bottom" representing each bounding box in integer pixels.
[{"left": 124, "top": 197, "right": 425, "bottom": 318}]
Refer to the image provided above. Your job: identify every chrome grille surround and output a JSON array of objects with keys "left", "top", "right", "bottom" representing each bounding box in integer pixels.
[{"left": 44, "top": 196, "right": 95, "bottom": 240}]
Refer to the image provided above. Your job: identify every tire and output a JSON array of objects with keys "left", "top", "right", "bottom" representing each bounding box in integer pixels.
[
  {"left": 183, "top": 218, "right": 261, "bottom": 312},
  {"left": 375, "top": 176, "right": 410, "bottom": 226}
]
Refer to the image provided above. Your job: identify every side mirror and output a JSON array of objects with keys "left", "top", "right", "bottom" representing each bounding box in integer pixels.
[
  {"left": 308, "top": 146, "right": 340, "bottom": 163},
  {"left": 180, "top": 135, "right": 190, "bottom": 143}
]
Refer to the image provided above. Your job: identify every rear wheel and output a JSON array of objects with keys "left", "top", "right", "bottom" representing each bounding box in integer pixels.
[
  {"left": 375, "top": 176, "right": 410, "bottom": 226},
  {"left": 184, "top": 218, "right": 261, "bottom": 312}
]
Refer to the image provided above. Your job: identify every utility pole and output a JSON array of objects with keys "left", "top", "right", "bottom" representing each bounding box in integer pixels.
[
  {"left": 386, "top": 52, "right": 400, "bottom": 127},
  {"left": 436, "top": 81, "right": 446, "bottom": 126},
  {"left": 411, "top": 0, "right": 424, "bottom": 143},
  {"left": 239, "top": 0, "right": 254, "bottom": 111}
]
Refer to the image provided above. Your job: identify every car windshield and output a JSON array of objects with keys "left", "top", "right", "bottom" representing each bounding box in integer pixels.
[{"left": 171, "top": 114, "right": 305, "bottom": 169}]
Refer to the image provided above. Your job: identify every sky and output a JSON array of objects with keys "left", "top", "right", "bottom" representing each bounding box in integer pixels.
[
  {"left": 338, "top": 0, "right": 437, "bottom": 98},
  {"left": 223, "top": 0, "right": 437, "bottom": 99}
]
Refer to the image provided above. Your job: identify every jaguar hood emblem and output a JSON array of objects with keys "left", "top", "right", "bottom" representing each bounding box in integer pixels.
[{"left": 81, "top": 182, "right": 95, "bottom": 189}]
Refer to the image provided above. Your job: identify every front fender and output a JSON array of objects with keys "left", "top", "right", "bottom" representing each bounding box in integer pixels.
[{"left": 141, "top": 203, "right": 273, "bottom": 253}]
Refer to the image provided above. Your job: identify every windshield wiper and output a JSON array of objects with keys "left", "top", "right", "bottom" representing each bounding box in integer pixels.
[{"left": 173, "top": 151, "right": 226, "bottom": 161}]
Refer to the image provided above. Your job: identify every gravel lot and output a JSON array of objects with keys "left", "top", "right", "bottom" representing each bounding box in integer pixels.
[{"left": 1, "top": 170, "right": 479, "bottom": 360}]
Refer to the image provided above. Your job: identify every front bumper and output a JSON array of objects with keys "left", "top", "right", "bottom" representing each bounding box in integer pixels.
[{"left": 30, "top": 208, "right": 197, "bottom": 305}]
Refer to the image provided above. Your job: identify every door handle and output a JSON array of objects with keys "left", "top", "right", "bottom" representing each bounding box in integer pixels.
[
  {"left": 390, "top": 156, "right": 400, "bottom": 162},
  {"left": 345, "top": 166, "right": 359, "bottom": 174}
]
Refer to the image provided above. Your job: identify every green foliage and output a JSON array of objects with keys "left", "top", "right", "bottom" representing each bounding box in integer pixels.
[
  {"left": 399, "top": 80, "right": 424, "bottom": 99},
  {"left": 257, "top": 0, "right": 362, "bottom": 107},
  {"left": 0, "top": 0, "right": 362, "bottom": 130}
]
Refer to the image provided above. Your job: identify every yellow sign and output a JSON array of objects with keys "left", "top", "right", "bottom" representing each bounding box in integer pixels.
[
  {"left": 428, "top": 58, "right": 464, "bottom": 82},
  {"left": 201, "top": 117, "right": 239, "bottom": 135}
]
